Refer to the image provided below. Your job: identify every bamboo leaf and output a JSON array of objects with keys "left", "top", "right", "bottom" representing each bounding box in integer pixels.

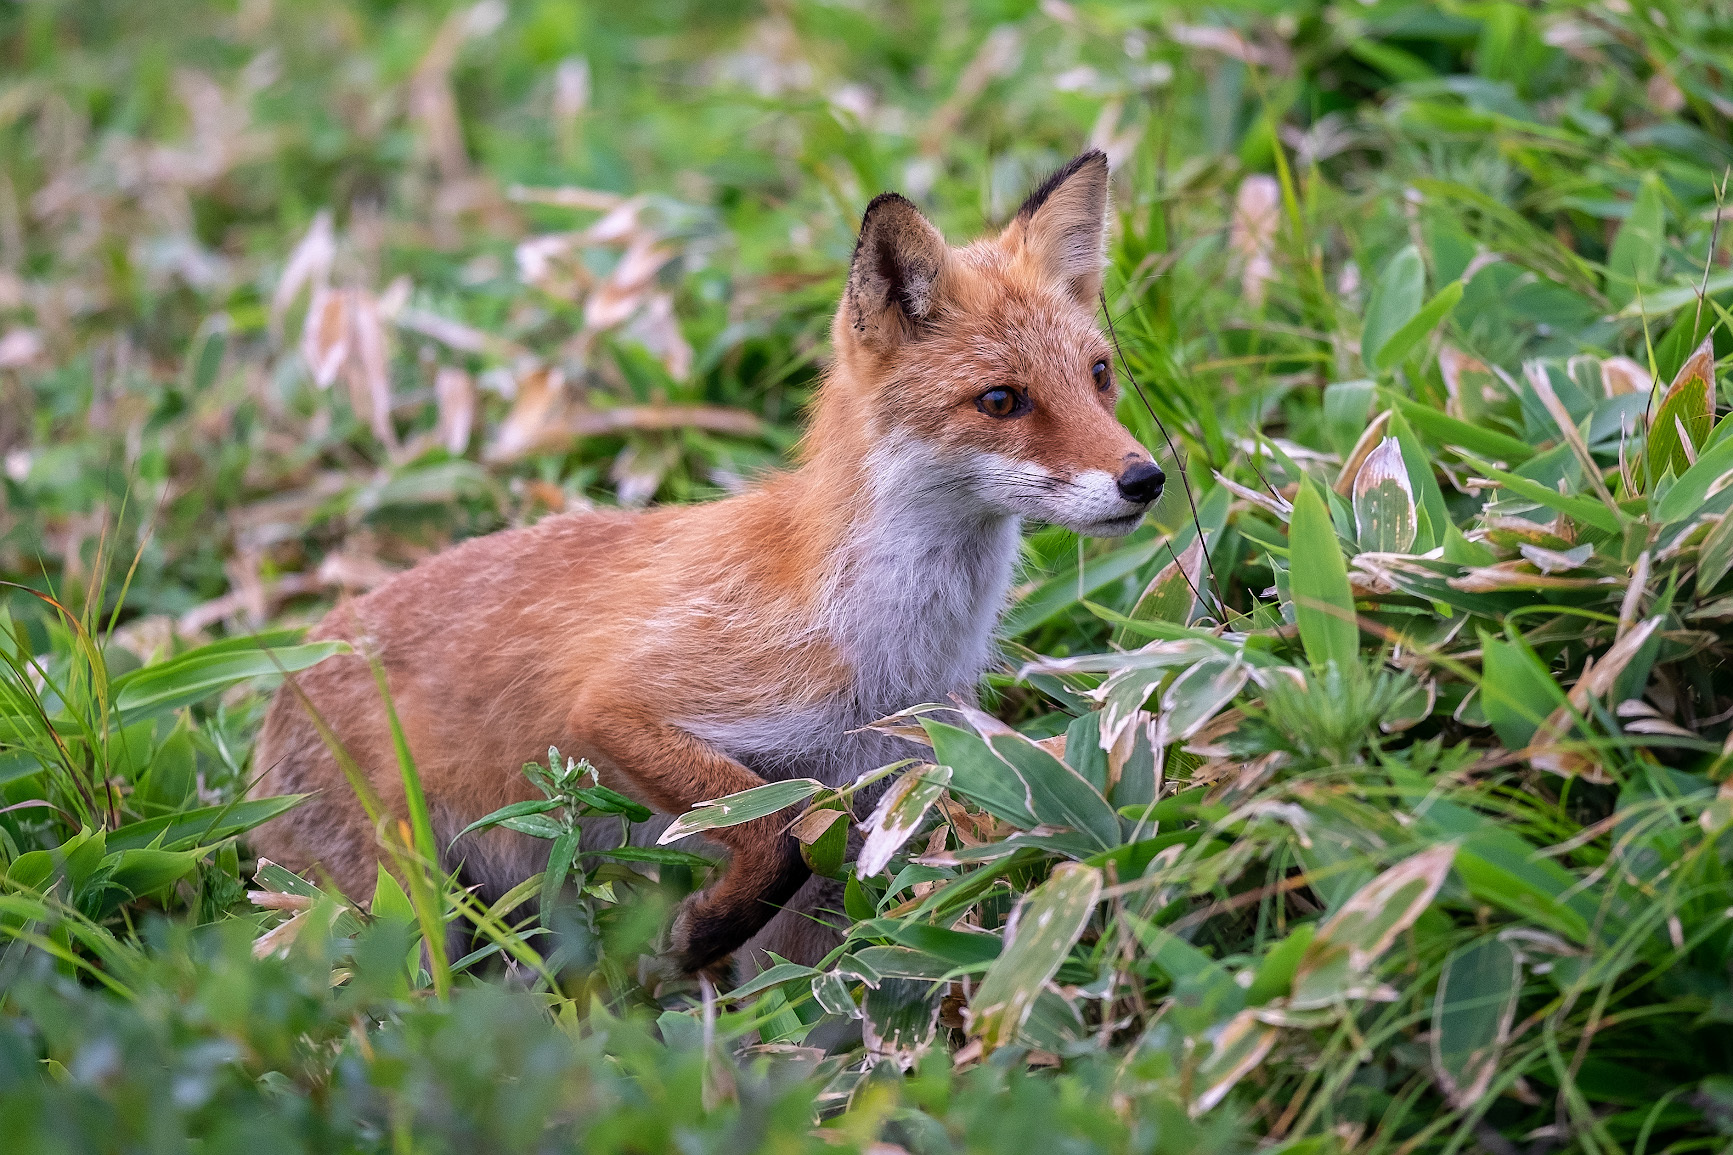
[
  {"left": 967, "top": 863, "right": 1100, "bottom": 1050},
  {"left": 1431, "top": 936, "right": 1521, "bottom": 1110},
  {"left": 113, "top": 640, "right": 349, "bottom": 721},
  {"left": 1606, "top": 172, "right": 1667, "bottom": 310},
  {"left": 857, "top": 764, "right": 952, "bottom": 877},
  {"left": 1362, "top": 245, "right": 1426, "bottom": 369},
  {"left": 1290, "top": 844, "right": 1455, "bottom": 1009},
  {"left": 1288, "top": 477, "right": 1359, "bottom": 671},
  {"left": 657, "top": 779, "right": 823, "bottom": 843},
  {"left": 1646, "top": 336, "right": 1715, "bottom": 489},
  {"left": 1373, "top": 278, "right": 1462, "bottom": 372}
]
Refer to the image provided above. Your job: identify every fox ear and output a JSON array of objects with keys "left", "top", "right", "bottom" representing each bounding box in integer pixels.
[
  {"left": 844, "top": 193, "right": 949, "bottom": 348},
  {"left": 1011, "top": 149, "right": 1109, "bottom": 307}
]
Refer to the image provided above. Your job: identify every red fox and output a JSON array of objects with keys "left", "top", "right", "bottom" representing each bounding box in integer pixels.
[{"left": 249, "top": 150, "right": 1164, "bottom": 973}]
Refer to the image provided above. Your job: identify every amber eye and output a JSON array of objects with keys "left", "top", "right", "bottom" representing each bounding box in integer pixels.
[
  {"left": 976, "top": 386, "right": 1025, "bottom": 418},
  {"left": 1092, "top": 359, "right": 1112, "bottom": 390}
]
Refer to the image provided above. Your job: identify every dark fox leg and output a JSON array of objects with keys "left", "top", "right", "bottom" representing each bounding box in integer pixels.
[
  {"left": 669, "top": 817, "right": 810, "bottom": 972},
  {"left": 580, "top": 708, "right": 812, "bottom": 974}
]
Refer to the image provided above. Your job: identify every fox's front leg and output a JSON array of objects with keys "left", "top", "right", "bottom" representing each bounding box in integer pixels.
[{"left": 583, "top": 708, "right": 810, "bottom": 973}]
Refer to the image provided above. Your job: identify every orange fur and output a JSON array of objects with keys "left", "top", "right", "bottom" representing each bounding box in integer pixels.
[{"left": 248, "top": 150, "right": 1162, "bottom": 974}]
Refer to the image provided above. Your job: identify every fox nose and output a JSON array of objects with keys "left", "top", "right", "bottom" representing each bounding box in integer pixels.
[{"left": 1116, "top": 461, "right": 1165, "bottom": 504}]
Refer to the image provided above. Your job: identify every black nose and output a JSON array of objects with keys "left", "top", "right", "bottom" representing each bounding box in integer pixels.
[{"left": 1116, "top": 461, "right": 1165, "bottom": 504}]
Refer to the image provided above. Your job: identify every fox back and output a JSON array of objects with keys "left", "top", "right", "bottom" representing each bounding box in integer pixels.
[{"left": 248, "top": 149, "right": 1165, "bottom": 974}]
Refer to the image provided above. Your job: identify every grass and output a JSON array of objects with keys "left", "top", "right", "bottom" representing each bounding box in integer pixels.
[{"left": 7, "top": 0, "right": 1733, "bottom": 1151}]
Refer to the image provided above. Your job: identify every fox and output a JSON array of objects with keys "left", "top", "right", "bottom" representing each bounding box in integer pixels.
[{"left": 248, "top": 149, "right": 1165, "bottom": 975}]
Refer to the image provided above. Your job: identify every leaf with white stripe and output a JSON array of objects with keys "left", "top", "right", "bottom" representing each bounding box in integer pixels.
[{"left": 857, "top": 764, "right": 952, "bottom": 877}]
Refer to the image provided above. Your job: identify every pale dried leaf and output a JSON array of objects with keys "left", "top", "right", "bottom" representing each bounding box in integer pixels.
[
  {"left": 345, "top": 291, "right": 396, "bottom": 449},
  {"left": 1191, "top": 1009, "right": 1279, "bottom": 1116},
  {"left": 434, "top": 366, "right": 476, "bottom": 454},
  {"left": 299, "top": 286, "right": 350, "bottom": 389},
  {"left": 1518, "top": 543, "right": 1592, "bottom": 574},
  {"left": 1333, "top": 409, "right": 1394, "bottom": 494},
  {"left": 270, "top": 209, "right": 335, "bottom": 340},
  {"left": 1229, "top": 175, "right": 1279, "bottom": 306},
  {"left": 0, "top": 327, "right": 43, "bottom": 369},
  {"left": 1599, "top": 355, "right": 1652, "bottom": 398}
]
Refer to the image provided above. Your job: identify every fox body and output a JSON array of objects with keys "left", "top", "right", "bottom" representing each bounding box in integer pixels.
[{"left": 249, "top": 151, "right": 1164, "bottom": 972}]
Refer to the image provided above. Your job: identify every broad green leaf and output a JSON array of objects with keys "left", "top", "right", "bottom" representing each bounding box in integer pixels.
[
  {"left": 857, "top": 764, "right": 952, "bottom": 877},
  {"left": 811, "top": 971, "right": 860, "bottom": 1018},
  {"left": 254, "top": 859, "right": 326, "bottom": 901},
  {"left": 1129, "top": 916, "right": 1244, "bottom": 1031},
  {"left": 1606, "top": 172, "right": 1666, "bottom": 310},
  {"left": 1373, "top": 278, "right": 1462, "bottom": 372},
  {"left": 370, "top": 863, "right": 416, "bottom": 924},
  {"left": 1288, "top": 477, "right": 1358, "bottom": 671},
  {"left": 1020, "top": 988, "right": 1088, "bottom": 1054},
  {"left": 113, "top": 639, "right": 349, "bottom": 721},
  {"left": 1160, "top": 655, "right": 1248, "bottom": 742},
  {"left": 1616, "top": 268, "right": 1733, "bottom": 317},
  {"left": 1646, "top": 336, "right": 1714, "bottom": 489},
  {"left": 1401, "top": 787, "right": 1605, "bottom": 945},
  {"left": 844, "top": 872, "right": 878, "bottom": 922},
  {"left": 1192, "top": 1009, "right": 1280, "bottom": 1116},
  {"left": 852, "top": 945, "right": 955, "bottom": 980},
  {"left": 1653, "top": 373, "right": 1733, "bottom": 524},
  {"left": 922, "top": 721, "right": 1037, "bottom": 828},
  {"left": 570, "top": 785, "right": 652, "bottom": 821},
  {"left": 104, "top": 796, "right": 308, "bottom": 853},
  {"left": 863, "top": 977, "right": 943, "bottom": 1069},
  {"left": 500, "top": 814, "right": 564, "bottom": 839},
  {"left": 139, "top": 728, "right": 196, "bottom": 811},
  {"left": 1391, "top": 395, "right": 1535, "bottom": 466},
  {"left": 968, "top": 863, "right": 1100, "bottom": 1050},
  {"left": 1290, "top": 844, "right": 1455, "bottom": 1009},
  {"left": 791, "top": 805, "right": 849, "bottom": 878},
  {"left": 1362, "top": 245, "right": 1425, "bottom": 369},
  {"left": 541, "top": 828, "right": 582, "bottom": 914},
  {"left": 1352, "top": 437, "right": 1417, "bottom": 553},
  {"left": 1456, "top": 453, "right": 1623, "bottom": 534},
  {"left": 1063, "top": 710, "right": 1108, "bottom": 795},
  {"left": 656, "top": 778, "right": 823, "bottom": 843},
  {"left": 1385, "top": 409, "right": 1449, "bottom": 552},
  {"left": 1245, "top": 923, "right": 1316, "bottom": 1005},
  {"left": 981, "top": 725, "right": 1118, "bottom": 848},
  {"left": 1479, "top": 632, "right": 1568, "bottom": 750},
  {"left": 1323, "top": 379, "right": 1378, "bottom": 456},
  {"left": 882, "top": 922, "right": 1001, "bottom": 968},
  {"left": 1118, "top": 538, "right": 1203, "bottom": 646},
  {"left": 1003, "top": 530, "right": 1173, "bottom": 636},
  {"left": 1006, "top": 486, "right": 1231, "bottom": 636},
  {"left": 1697, "top": 513, "right": 1733, "bottom": 593},
  {"left": 723, "top": 961, "right": 820, "bottom": 1001},
  {"left": 103, "top": 847, "right": 205, "bottom": 902},
  {"left": 1431, "top": 936, "right": 1521, "bottom": 1110},
  {"left": 451, "top": 799, "right": 562, "bottom": 846}
]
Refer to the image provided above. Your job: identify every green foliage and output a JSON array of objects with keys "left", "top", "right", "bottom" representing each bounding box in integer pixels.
[{"left": 8, "top": 0, "right": 1733, "bottom": 1151}]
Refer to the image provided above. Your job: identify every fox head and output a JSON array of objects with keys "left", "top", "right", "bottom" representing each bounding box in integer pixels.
[{"left": 820, "top": 149, "right": 1163, "bottom": 536}]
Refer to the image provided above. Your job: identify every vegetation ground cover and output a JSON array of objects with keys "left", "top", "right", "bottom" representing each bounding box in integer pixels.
[{"left": 5, "top": 1, "right": 1733, "bottom": 1151}]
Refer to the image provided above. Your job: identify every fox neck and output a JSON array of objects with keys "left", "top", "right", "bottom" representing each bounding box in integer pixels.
[{"left": 809, "top": 431, "right": 1022, "bottom": 713}]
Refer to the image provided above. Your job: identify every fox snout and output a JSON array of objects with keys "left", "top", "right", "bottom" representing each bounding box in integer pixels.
[{"left": 1116, "top": 460, "right": 1165, "bottom": 504}]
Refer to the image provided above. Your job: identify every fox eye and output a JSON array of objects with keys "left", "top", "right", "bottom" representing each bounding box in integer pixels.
[
  {"left": 1092, "top": 360, "right": 1112, "bottom": 390},
  {"left": 976, "top": 387, "right": 1025, "bottom": 418}
]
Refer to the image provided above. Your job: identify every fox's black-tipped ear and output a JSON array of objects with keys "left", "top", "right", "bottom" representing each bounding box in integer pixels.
[
  {"left": 1013, "top": 149, "right": 1109, "bottom": 307},
  {"left": 844, "top": 193, "right": 949, "bottom": 348}
]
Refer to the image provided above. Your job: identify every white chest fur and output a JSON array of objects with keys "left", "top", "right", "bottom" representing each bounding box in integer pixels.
[{"left": 685, "top": 438, "right": 1022, "bottom": 784}]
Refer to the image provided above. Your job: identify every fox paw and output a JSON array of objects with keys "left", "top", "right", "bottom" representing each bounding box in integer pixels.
[{"left": 666, "top": 897, "right": 737, "bottom": 982}]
